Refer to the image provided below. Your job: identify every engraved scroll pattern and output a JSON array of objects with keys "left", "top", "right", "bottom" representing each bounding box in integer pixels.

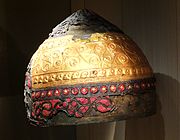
[
  {"left": 32, "top": 33, "right": 148, "bottom": 74},
  {"left": 31, "top": 33, "right": 152, "bottom": 88}
]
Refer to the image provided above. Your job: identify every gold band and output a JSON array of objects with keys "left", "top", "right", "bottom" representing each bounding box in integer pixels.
[{"left": 31, "top": 32, "right": 153, "bottom": 89}]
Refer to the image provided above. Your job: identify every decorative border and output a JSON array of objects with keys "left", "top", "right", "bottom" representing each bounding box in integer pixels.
[
  {"left": 31, "top": 77, "right": 155, "bottom": 101},
  {"left": 30, "top": 96, "right": 115, "bottom": 126},
  {"left": 32, "top": 67, "right": 153, "bottom": 89},
  {"left": 25, "top": 72, "right": 155, "bottom": 126}
]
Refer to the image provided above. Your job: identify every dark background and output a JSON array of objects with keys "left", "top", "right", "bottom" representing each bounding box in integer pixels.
[
  {"left": 0, "top": 0, "right": 180, "bottom": 140},
  {"left": 0, "top": 0, "right": 76, "bottom": 140}
]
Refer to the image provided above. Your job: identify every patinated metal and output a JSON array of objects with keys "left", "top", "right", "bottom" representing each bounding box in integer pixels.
[{"left": 24, "top": 9, "right": 156, "bottom": 127}]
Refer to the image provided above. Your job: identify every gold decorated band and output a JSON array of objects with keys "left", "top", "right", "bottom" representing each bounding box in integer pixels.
[{"left": 32, "top": 67, "right": 153, "bottom": 89}]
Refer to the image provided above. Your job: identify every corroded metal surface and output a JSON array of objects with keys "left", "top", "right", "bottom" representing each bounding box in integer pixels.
[
  {"left": 24, "top": 9, "right": 156, "bottom": 127},
  {"left": 52, "top": 92, "right": 156, "bottom": 126},
  {"left": 49, "top": 9, "right": 123, "bottom": 37}
]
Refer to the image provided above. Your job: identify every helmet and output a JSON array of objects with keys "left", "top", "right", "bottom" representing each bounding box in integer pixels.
[{"left": 24, "top": 9, "right": 156, "bottom": 127}]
